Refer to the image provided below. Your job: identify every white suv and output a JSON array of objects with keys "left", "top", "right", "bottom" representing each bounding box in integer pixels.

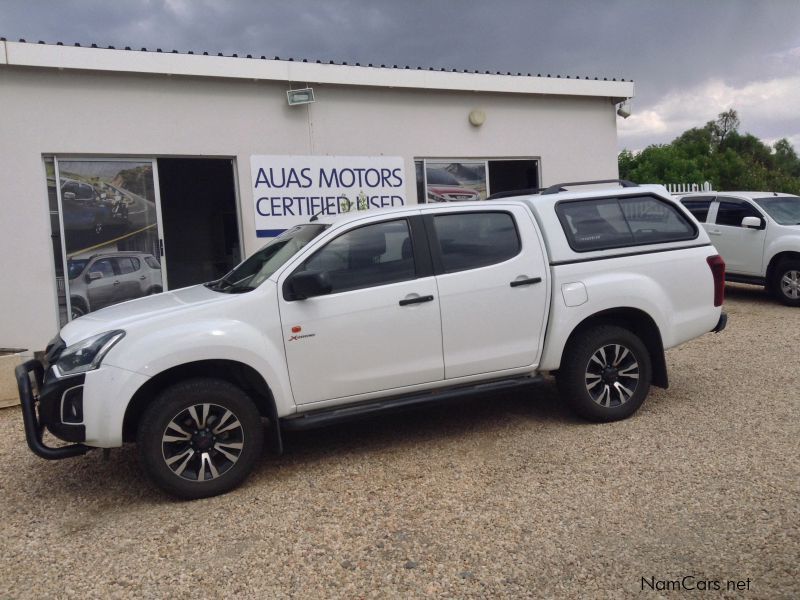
[{"left": 680, "top": 192, "right": 800, "bottom": 305}]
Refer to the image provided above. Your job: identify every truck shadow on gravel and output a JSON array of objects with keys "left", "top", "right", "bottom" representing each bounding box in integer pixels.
[
  {"left": 13, "top": 379, "right": 584, "bottom": 504},
  {"left": 258, "top": 379, "right": 577, "bottom": 470}
]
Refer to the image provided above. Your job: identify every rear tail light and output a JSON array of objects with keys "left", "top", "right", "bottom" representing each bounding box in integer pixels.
[{"left": 706, "top": 254, "right": 726, "bottom": 307}]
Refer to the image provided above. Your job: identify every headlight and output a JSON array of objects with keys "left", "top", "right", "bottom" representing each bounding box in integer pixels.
[{"left": 55, "top": 330, "right": 125, "bottom": 377}]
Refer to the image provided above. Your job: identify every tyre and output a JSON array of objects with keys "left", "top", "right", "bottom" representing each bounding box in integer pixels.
[
  {"left": 70, "top": 300, "right": 87, "bottom": 320},
  {"left": 771, "top": 260, "right": 800, "bottom": 306},
  {"left": 137, "top": 378, "right": 264, "bottom": 499},
  {"left": 146, "top": 285, "right": 163, "bottom": 295},
  {"left": 557, "top": 325, "right": 652, "bottom": 422}
]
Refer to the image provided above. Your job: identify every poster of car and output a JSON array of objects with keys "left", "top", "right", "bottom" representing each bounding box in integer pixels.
[
  {"left": 53, "top": 160, "right": 164, "bottom": 322},
  {"left": 425, "top": 161, "right": 488, "bottom": 202}
]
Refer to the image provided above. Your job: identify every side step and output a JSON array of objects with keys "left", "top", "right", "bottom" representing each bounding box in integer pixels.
[{"left": 281, "top": 375, "right": 543, "bottom": 431}]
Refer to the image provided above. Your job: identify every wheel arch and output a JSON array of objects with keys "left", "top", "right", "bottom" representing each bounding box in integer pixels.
[
  {"left": 122, "top": 359, "right": 282, "bottom": 452},
  {"left": 560, "top": 307, "right": 668, "bottom": 388},
  {"left": 766, "top": 251, "right": 800, "bottom": 283}
]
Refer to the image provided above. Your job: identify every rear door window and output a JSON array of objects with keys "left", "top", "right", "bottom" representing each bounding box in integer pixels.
[
  {"left": 556, "top": 195, "right": 696, "bottom": 252},
  {"left": 432, "top": 211, "right": 521, "bottom": 272},
  {"left": 680, "top": 197, "right": 713, "bottom": 222}
]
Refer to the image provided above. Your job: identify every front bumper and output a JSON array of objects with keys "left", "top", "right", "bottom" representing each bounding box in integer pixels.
[{"left": 15, "top": 359, "right": 89, "bottom": 460}]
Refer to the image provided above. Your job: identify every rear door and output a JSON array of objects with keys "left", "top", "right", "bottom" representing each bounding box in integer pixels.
[
  {"left": 422, "top": 205, "right": 549, "bottom": 379},
  {"left": 278, "top": 216, "right": 444, "bottom": 405}
]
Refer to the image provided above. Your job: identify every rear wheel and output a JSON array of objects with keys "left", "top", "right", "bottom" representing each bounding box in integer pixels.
[
  {"left": 557, "top": 325, "right": 652, "bottom": 422},
  {"left": 137, "top": 378, "right": 264, "bottom": 499},
  {"left": 771, "top": 260, "right": 800, "bottom": 306}
]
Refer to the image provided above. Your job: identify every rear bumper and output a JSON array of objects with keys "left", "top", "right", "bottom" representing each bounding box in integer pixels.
[
  {"left": 712, "top": 312, "right": 727, "bottom": 333},
  {"left": 15, "top": 359, "right": 89, "bottom": 460}
]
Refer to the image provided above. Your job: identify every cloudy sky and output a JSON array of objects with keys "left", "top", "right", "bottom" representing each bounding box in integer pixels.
[{"left": 2, "top": 0, "right": 799, "bottom": 151}]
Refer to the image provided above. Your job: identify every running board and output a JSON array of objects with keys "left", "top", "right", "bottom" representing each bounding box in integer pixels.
[{"left": 281, "top": 375, "right": 544, "bottom": 431}]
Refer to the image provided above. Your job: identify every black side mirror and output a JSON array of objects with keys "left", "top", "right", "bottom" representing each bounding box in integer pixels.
[{"left": 287, "top": 271, "right": 332, "bottom": 300}]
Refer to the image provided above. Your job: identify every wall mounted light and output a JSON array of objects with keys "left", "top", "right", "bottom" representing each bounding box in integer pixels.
[
  {"left": 468, "top": 109, "right": 486, "bottom": 127},
  {"left": 287, "top": 88, "right": 315, "bottom": 106},
  {"left": 616, "top": 101, "right": 631, "bottom": 119}
]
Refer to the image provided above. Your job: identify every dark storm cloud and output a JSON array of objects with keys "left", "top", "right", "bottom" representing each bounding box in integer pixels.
[{"left": 2, "top": 0, "right": 800, "bottom": 149}]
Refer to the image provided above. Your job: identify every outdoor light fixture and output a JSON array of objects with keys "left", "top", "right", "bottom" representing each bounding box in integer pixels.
[
  {"left": 469, "top": 109, "right": 486, "bottom": 126},
  {"left": 617, "top": 101, "right": 631, "bottom": 119},
  {"left": 287, "top": 87, "right": 315, "bottom": 106}
]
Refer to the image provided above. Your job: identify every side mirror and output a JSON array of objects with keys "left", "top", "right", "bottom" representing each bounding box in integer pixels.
[
  {"left": 286, "top": 271, "right": 332, "bottom": 300},
  {"left": 86, "top": 271, "right": 104, "bottom": 282},
  {"left": 63, "top": 192, "right": 76, "bottom": 201},
  {"left": 741, "top": 216, "right": 763, "bottom": 229}
]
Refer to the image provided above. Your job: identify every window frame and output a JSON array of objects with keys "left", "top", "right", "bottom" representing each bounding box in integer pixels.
[
  {"left": 282, "top": 216, "right": 432, "bottom": 301},
  {"left": 713, "top": 198, "right": 766, "bottom": 229},
  {"left": 422, "top": 210, "right": 523, "bottom": 275},
  {"left": 555, "top": 194, "right": 699, "bottom": 253}
]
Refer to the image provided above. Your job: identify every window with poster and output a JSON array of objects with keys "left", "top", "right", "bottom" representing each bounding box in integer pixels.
[{"left": 414, "top": 158, "right": 540, "bottom": 203}]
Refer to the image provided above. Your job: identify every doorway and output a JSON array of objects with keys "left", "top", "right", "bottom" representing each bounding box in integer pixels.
[{"left": 156, "top": 158, "right": 241, "bottom": 290}]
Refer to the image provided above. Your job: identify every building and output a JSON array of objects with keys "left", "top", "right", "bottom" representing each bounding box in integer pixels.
[{"left": 0, "top": 38, "right": 634, "bottom": 359}]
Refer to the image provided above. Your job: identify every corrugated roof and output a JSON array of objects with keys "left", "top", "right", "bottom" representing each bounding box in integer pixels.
[
  {"left": 0, "top": 38, "right": 634, "bottom": 101},
  {"left": 0, "top": 37, "right": 631, "bottom": 83}
]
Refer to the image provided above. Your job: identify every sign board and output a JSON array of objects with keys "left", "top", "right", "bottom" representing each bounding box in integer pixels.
[{"left": 250, "top": 155, "right": 407, "bottom": 237}]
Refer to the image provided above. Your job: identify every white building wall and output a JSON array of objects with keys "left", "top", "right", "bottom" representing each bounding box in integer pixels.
[{"left": 0, "top": 67, "right": 620, "bottom": 353}]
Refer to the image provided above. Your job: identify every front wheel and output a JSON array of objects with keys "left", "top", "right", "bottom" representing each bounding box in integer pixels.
[
  {"left": 557, "top": 325, "right": 652, "bottom": 422},
  {"left": 771, "top": 260, "right": 800, "bottom": 306},
  {"left": 137, "top": 378, "right": 264, "bottom": 499}
]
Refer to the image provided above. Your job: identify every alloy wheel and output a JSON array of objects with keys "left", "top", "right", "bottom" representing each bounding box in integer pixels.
[
  {"left": 161, "top": 403, "right": 245, "bottom": 482},
  {"left": 584, "top": 344, "right": 640, "bottom": 407},
  {"left": 780, "top": 270, "right": 800, "bottom": 300}
]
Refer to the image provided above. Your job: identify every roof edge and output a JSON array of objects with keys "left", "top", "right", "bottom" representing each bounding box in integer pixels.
[{"left": 1, "top": 40, "right": 635, "bottom": 101}]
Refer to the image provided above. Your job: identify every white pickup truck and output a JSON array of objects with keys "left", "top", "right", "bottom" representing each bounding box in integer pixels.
[
  {"left": 17, "top": 180, "right": 727, "bottom": 498},
  {"left": 679, "top": 192, "right": 800, "bottom": 306}
]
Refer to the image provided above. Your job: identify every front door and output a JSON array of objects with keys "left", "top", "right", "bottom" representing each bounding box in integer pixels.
[
  {"left": 709, "top": 198, "right": 767, "bottom": 275},
  {"left": 422, "top": 205, "right": 549, "bottom": 379},
  {"left": 278, "top": 217, "right": 444, "bottom": 405}
]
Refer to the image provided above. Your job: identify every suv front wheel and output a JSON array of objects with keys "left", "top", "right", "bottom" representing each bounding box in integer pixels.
[
  {"left": 771, "top": 259, "right": 800, "bottom": 306},
  {"left": 137, "top": 378, "right": 264, "bottom": 499},
  {"left": 557, "top": 325, "right": 652, "bottom": 422}
]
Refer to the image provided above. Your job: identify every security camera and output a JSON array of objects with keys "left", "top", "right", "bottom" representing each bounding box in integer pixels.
[{"left": 617, "top": 102, "right": 631, "bottom": 119}]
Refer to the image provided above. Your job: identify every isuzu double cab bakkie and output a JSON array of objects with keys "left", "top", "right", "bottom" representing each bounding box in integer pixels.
[{"left": 17, "top": 179, "right": 727, "bottom": 499}]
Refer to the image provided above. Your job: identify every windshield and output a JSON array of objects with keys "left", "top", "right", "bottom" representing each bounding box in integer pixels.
[
  {"left": 67, "top": 259, "right": 89, "bottom": 280},
  {"left": 753, "top": 196, "right": 800, "bottom": 225},
  {"left": 208, "top": 224, "right": 328, "bottom": 293}
]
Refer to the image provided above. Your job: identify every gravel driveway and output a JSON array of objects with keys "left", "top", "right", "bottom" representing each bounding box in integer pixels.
[{"left": 0, "top": 284, "right": 797, "bottom": 599}]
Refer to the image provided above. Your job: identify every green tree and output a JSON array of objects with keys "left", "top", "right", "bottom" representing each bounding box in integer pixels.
[{"left": 619, "top": 109, "right": 800, "bottom": 193}]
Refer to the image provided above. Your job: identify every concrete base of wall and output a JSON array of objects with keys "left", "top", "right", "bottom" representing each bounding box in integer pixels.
[{"left": 0, "top": 353, "right": 23, "bottom": 408}]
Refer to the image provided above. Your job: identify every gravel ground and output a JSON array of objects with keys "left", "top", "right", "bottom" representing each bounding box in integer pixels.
[{"left": 0, "top": 284, "right": 797, "bottom": 599}]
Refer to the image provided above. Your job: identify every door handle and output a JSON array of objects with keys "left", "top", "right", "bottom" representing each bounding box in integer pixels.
[
  {"left": 708, "top": 230, "right": 721, "bottom": 236},
  {"left": 399, "top": 295, "right": 434, "bottom": 306},
  {"left": 510, "top": 277, "right": 542, "bottom": 288},
  {"left": 139, "top": 275, "right": 146, "bottom": 280}
]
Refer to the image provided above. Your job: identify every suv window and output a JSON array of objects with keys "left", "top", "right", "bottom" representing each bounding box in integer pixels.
[
  {"left": 295, "top": 219, "right": 416, "bottom": 294},
  {"left": 680, "top": 197, "right": 714, "bottom": 222},
  {"left": 145, "top": 256, "right": 161, "bottom": 269},
  {"left": 556, "top": 195, "right": 696, "bottom": 252},
  {"left": 432, "top": 212, "right": 520, "bottom": 272},
  {"left": 90, "top": 258, "right": 116, "bottom": 278},
  {"left": 116, "top": 257, "right": 139, "bottom": 274},
  {"left": 715, "top": 199, "right": 763, "bottom": 227}
]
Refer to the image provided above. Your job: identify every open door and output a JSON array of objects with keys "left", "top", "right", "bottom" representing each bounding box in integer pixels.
[{"left": 156, "top": 158, "right": 241, "bottom": 289}]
